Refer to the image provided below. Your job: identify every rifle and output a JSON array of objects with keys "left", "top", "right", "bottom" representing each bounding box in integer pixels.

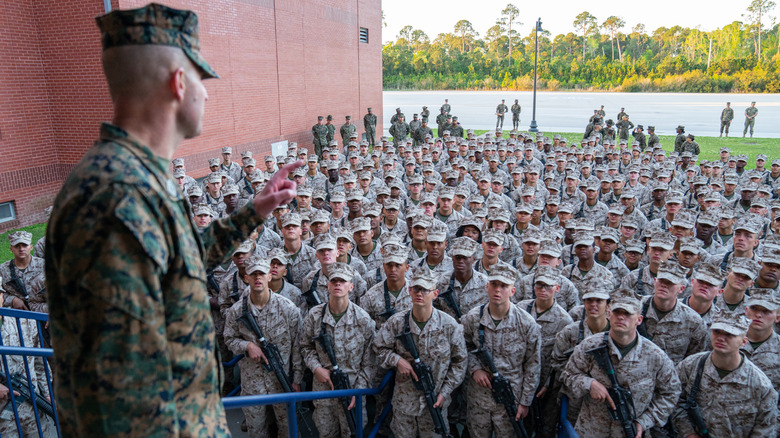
[
  {"left": 586, "top": 333, "right": 637, "bottom": 438},
  {"left": 314, "top": 307, "right": 358, "bottom": 437},
  {"left": 0, "top": 371, "right": 54, "bottom": 420},
  {"left": 8, "top": 263, "right": 29, "bottom": 308},
  {"left": 438, "top": 274, "right": 462, "bottom": 319},
  {"left": 237, "top": 297, "right": 316, "bottom": 436},
  {"left": 679, "top": 354, "right": 710, "bottom": 438},
  {"left": 471, "top": 306, "right": 528, "bottom": 438},
  {"left": 206, "top": 267, "right": 220, "bottom": 294},
  {"left": 302, "top": 271, "right": 323, "bottom": 309},
  {"left": 396, "top": 311, "right": 452, "bottom": 438}
]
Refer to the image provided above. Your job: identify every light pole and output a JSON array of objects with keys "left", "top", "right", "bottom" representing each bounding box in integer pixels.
[{"left": 529, "top": 17, "right": 542, "bottom": 133}]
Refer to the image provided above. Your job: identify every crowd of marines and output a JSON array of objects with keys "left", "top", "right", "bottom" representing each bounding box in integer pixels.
[{"left": 3, "top": 99, "right": 780, "bottom": 438}]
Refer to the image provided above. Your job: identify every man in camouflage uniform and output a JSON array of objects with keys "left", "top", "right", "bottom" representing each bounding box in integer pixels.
[
  {"left": 743, "top": 101, "right": 758, "bottom": 138},
  {"left": 433, "top": 237, "right": 488, "bottom": 321},
  {"left": 363, "top": 108, "right": 377, "bottom": 147},
  {"left": 279, "top": 212, "right": 318, "bottom": 290},
  {"left": 441, "top": 99, "right": 451, "bottom": 115},
  {"left": 518, "top": 266, "right": 574, "bottom": 437},
  {"left": 312, "top": 116, "right": 328, "bottom": 159},
  {"left": 300, "top": 262, "right": 376, "bottom": 437},
  {"left": 1, "top": 231, "right": 44, "bottom": 310},
  {"left": 562, "top": 293, "right": 681, "bottom": 437},
  {"left": 562, "top": 231, "right": 614, "bottom": 301},
  {"left": 223, "top": 257, "right": 302, "bottom": 437},
  {"left": 637, "top": 260, "right": 708, "bottom": 365},
  {"left": 389, "top": 114, "right": 410, "bottom": 147},
  {"left": 340, "top": 115, "right": 357, "bottom": 149},
  {"left": 742, "top": 288, "right": 780, "bottom": 394},
  {"left": 516, "top": 239, "right": 581, "bottom": 311},
  {"left": 361, "top": 245, "right": 412, "bottom": 328},
  {"left": 720, "top": 101, "right": 734, "bottom": 137},
  {"left": 220, "top": 146, "right": 242, "bottom": 183},
  {"left": 495, "top": 99, "right": 508, "bottom": 130},
  {"left": 672, "top": 312, "right": 778, "bottom": 436},
  {"left": 45, "top": 4, "right": 301, "bottom": 435},
  {"left": 373, "top": 268, "right": 468, "bottom": 438},
  {"left": 511, "top": 99, "right": 521, "bottom": 130},
  {"left": 436, "top": 109, "right": 448, "bottom": 136},
  {"left": 301, "top": 235, "right": 367, "bottom": 312},
  {"left": 462, "top": 264, "right": 542, "bottom": 438}
]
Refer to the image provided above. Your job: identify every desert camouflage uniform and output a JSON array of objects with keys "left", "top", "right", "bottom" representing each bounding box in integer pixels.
[
  {"left": 271, "top": 279, "right": 305, "bottom": 315},
  {"left": 351, "top": 242, "right": 384, "bottom": 279},
  {"left": 285, "top": 244, "right": 318, "bottom": 290},
  {"left": 361, "top": 280, "right": 412, "bottom": 329},
  {"left": 596, "top": 256, "right": 630, "bottom": 290},
  {"left": 619, "top": 265, "right": 656, "bottom": 296},
  {"left": 551, "top": 316, "right": 609, "bottom": 424},
  {"left": 300, "top": 302, "right": 376, "bottom": 438},
  {"left": 561, "top": 263, "right": 615, "bottom": 301},
  {"left": 672, "top": 352, "right": 778, "bottom": 437},
  {"left": 433, "top": 270, "right": 489, "bottom": 321},
  {"left": 254, "top": 225, "right": 282, "bottom": 251},
  {"left": 515, "top": 269, "right": 581, "bottom": 311},
  {"left": 47, "top": 123, "right": 239, "bottom": 436},
  {"left": 0, "top": 316, "right": 56, "bottom": 438},
  {"left": 639, "top": 296, "right": 708, "bottom": 365},
  {"left": 740, "top": 332, "right": 780, "bottom": 398},
  {"left": 411, "top": 254, "right": 454, "bottom": 278},
  {"left": 575, "top": 201, "right": 609, "bottom": 226},
  {"left": 0, "top": 256, "right": 45, "bottom": 308},
  {"left": 562, "top": 332, "right": 680, "bottom": 437},
  {"left": 218, "top": 266, "right": 250, "bottom": 321},
  {"left": 519, "top": 299, "right": 574, "bottom": 437},
  {"left": 223, "top": 293, "right": 302, "bottom": 437},
  {"left": 462, "top": 304, "right": 542, "bottom": 438},
  {"left": 374, "top": 310, "right": 468, "bottom": 438}
]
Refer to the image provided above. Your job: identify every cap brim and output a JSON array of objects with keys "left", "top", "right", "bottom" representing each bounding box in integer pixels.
[
  {"left": 185, "top": 48, "right": 219, "bottom": 79},
  {"left": 610, "top": 302, "right": 639, "bottom": 314},
  {"left": 487, "top": 274, "right": 515, "bottom": 285},
  {"left": 582, "top": 291, "right": 610, "bottom": 300},
  {"left": 746, "top": 299, "right": 779, "bottom": 312},
  {"left": 710, "top": 322, "right": 746, "bottom": 336}
]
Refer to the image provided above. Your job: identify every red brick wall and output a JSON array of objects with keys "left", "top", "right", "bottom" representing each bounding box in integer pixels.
[{"left": 0, "top": 0, "right": 382, "bottom": 232}]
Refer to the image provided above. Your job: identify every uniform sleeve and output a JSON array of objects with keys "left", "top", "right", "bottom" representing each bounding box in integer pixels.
[
  {"left": 561, "top": 342, "right": 596, "bottom": 400},
  {"left": 300, "top": 309, "right": 324, "bottom": 373},
  {"left": 635, "top": 352, "right": 680, "bottom": 432},
  {"left": 752, "top": 383, "right": 779, "bottom": 437},
  {"left": 519, "top": 321, "right": 542, "bottom": 407},
  {"left": 461, "top": 314, "right": 483, "bottom": 377},
  {"left": 671, "top": 357, "right": 697, "bottom": 437},
  {"left": 372, "top": 318, "right": 403, "bottom": 371},
  {"left": 287, "top": 304, "right": 305, "bottom": 385},
  {"left": 550, "top": 327, "right": 574, "bottom": 383},
  {"left": 199, "top": 202, "right": 265, "bottom": 269},
  {"left": 686, "top": 317, "right": 707, "bottom": 359},
  {"left": 355, "top": 317, "right": 377, "bottom": 389},
  {"left": 439, "top": 322, "right": 467, "bottom": 400},
  {"left": 223, "top": 304, "right": 251, "bottom": 356}
]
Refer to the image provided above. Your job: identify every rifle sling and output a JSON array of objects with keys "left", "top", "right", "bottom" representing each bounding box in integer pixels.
[{"left": 318, "top": 304, "right": 341, "bottom": 370}]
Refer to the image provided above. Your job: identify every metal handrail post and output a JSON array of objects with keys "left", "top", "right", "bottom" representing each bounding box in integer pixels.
[{"left": 286, "top": 401, "right": 298, "bottom": 438}]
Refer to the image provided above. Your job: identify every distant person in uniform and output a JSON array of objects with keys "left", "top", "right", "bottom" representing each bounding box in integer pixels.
[
  {"left": 312, "top": 116, "right": 328, "bottom": 159},
  {"left": 720, "top": 101, "right": 734, "bottom": 137},
  {"left": 511, "top": 99, "right": 522, "bottom": 130},
  {"left": 496, "top": 99, "right": 508, "bottom": 130},
  {"left": 744, "top": 101, "right": 758, "bottom": 138},
  {"left": 363, "top": 107, "right": 377, "bottom": 147},
  {"left": 340, "top": 115, "right": 356, "bottom": 148},
  {"left": 441, "top": 98, "right": 451, "bottom": 115},
  {"left": 45, "top": 4, "right": 301, "bottom": 435}
]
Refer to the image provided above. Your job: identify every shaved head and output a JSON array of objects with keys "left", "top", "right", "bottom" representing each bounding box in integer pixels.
[{"left": 102, "top": 44, "right": 195, "bottom": 101}]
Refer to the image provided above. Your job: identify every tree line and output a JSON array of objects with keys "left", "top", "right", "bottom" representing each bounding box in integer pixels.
[{"left": 383, "top": 1, "right": 780, "bottom": 93}]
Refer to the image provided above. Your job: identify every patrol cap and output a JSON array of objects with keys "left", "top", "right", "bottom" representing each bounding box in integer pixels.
[
  {"left": 427, "top": 223, "right": 448, "bottom": 242},
  {"left": 351, "top": 217, "right": 371, "bottom": 233},
  {"left": 206, "top": 172, "right": 222, "bottom": 184},
  {"left": 731, "top": 257, "right": 761, "bottom": 279},
  {"left": 710, "top": 311, "right": 750, "bottom": 337},
  {"left": 648, "top": 231, "right": 676, "bottom": 251},
  {"left": 734, "top": 215, "right": 762, "bottom": 235},
  {"left": 482, "top": 228, "right": 505, "bottom": 245},
  {"left": 208, "top": 158, "right": 220, "bottom": 167},
  {"left": 221, "top": 184, "right": 239, "bottom": 196},
  {"left": 410, "top": 268, "right": 438, "bottom": 290},
  {"left": 487, "top": 264, "right": 517, "bottom": 285},
  {"left": 450, "top": 237, "right": 479, "bottom": 258},
  {"left": 573, "top": 230, "right": 594, "bottom": 247},
  {"left": 412, "top": 214, "right": 433, "bottom": 229},
  {"left": 438, "top": 187, "right": 456, "bottom": 200},
  {"left": 693, "top": 262, "right": 726, "bottom": 285},
  {"left": 172, "top": 157, "right": 185, "bottom": 168},
  {"left": 625, "top": 238, "right": 645, "bottom": 253},
  {"left": 173, "top": 168, "right": 186, "bottom": 179},
  {"left": 187, "top": 185, "right": 203, "bottom": 197},
  {"left": 346, "top": 189, "right": 363, "bottom": 202},
  {"left": 534, "top": 266, "right": 560, "bottom": 286},
  {"left": 488, "top": 209, "right": 511, "bottom": 225},
  {"left": 609, "top": 292, "right": 641, "bottom": 314},
  {"left": 313, "top": 234, "right": 338, "bottom": 251},
  {"left": 522, "top": 228, "right": 543, "bottom": 244},
  {"left": 281, "top": 212, "right": 302, "bottom": 228},
  {"left": 670, "top": 210, "right": 695, "bottom": 228},
  {"left": 538, "top": 239, "right": 562, "bottom": 258},
  {"left": 515, "top": 202, "right": 533, "bottom": 214},
  {"left": 678, "top": 236, "right": 703, "bottom": 255},
  {"left": 327, "top": 262, "right": 354, "bottom": 282},
  {"left": 232, "top": 239, "right": 254, "bottom": 256},
  {"left": 599, "top": 227, "right": 620, "bottom": 243},
  {"left": 762, "top": 246, "right": 780, "bottom": 265},
  {"left": 379, "top": 244, "right": 406, "bottom": 265},
  {"left": 656, "top": 260, "right": 688, "bottom": 284},
  {"left": 582, "top": 285, "right": 611, "bottom": 301},
  {"left": 97, "top": 3, "right": 219, "bottom": 78},
  {"left": 245, "top": 256, "right": 271, "bottom": 275},
  {"left": 746, "top": 288, "right": 780, "bottom": 311},
  {"left": 192, "top": 203, "right": 215, "bottom": 217},
  {"left": 363, "top": 202, "right": 382, "bottom": 217}
]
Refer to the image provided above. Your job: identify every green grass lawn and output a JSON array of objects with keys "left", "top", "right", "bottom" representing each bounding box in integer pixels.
[{"left": 0, "top": 133, "right": 774, "bottom": 263}]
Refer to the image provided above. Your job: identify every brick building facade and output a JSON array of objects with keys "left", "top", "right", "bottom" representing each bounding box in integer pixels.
[{"left": 0, "top": 0, "right": 382, "bottom": 231}]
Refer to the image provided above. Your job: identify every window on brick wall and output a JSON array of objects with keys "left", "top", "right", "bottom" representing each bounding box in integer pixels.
[
  {"left": 0, "top": 202, "right": 16, "bottom": 224},
  {"left": 359, "top": 27, "right": 369, "bottom": 44}
]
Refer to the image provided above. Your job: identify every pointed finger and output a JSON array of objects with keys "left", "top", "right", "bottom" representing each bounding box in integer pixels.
[{"left": 271, "top": 160, "right": 304, "bottom": 183}]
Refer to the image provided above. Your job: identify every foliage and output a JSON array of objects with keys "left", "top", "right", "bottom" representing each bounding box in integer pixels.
[
  {"left": 0, "top": 223, "right": 47, "bottom": 263},
  {"left": 383, "top": 5, "right": 780, "bottom": 92}
]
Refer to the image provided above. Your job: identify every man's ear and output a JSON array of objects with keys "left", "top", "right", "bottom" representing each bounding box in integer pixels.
[{"left": 170, "top": 67, "right": 186, "bottom": 101}]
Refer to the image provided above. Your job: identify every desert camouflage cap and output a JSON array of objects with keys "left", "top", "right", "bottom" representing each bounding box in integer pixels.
[
  {"left": 625, "top": 238, "right": 645, "bottom": 253},
  {"left": 678, "top": 236, "right": 703, "bottom": 255},
  {"left": 346, "top": 188, "right": 363, "bottom": 202},
  {"left": 534, "top": 266, "right": 560, "bottom": 286},
  {"left": 313, "top": 234, "right": 337, "bottom": 251},
  {"left": 487, "top": 264, "right": 517, "bottom": 285},
  {"left": 245, "top": 256, "right": 271, "bottom": 275},
  {"left": 383, "top": 244, "right": 408, "bottom": 265},
  {"left": 610, "top": 289, "right": 641, "bottom": 314},
  {"left": 221, "top": 184, "right": 239, "bottom": 196},
  {"left": 427, "top": 222, "right": 448, "bottom": 242},
  {"left": 281, "top": 212, "right": 302, "bottom": 228},
  {"left": 410, "top": 267, "right": 438, "bottom": 290},
  {"left": 648, "top": 231, "right": 676, "bottom": 251},
  {"left": 192, "top": 203, "right": 215, "bottom": 217},
  {"left": 599, "top": 227, "right": 620, "bottom": 243},
  {"left": 310, "top": 209, "right": 331, "bottom": 224},
  {"left": 350, "top": 217, "right": 371, "bottom": 234},
  {"left": 327, "top": 262, "right": 354, "bottom": 282},
  {"left": 582, "top": 284, "right": 611, "bottom": 301},
  {"left": 363, "top": 202, "right": 382, "bottom": 217},
  {"left": 710, "top": 310, "right": 750, "bottom": 336},
  {"left": 232, "top": 239, "right": 254, "bottom": 256},
  {"left": 731, "top": 257, "right": 761, "bottom": 279},
  {"left": 734, "top": 215, "right": 762, "bottom": 235},
  {"left": 450, "top": 236, "right": 479, "bottom": 257},
  {"left": 173, "top": 168, "right": 186, "bottom": 179},
  {"left": 412, "top": 214, "right": 433, "bottom": 229},
  {"left": 573, "top": 230, "right": 594, "bottom": 247},
  {"left": 761, "top": 246, "right": 780, "bottom": 265},
  {"left": 693, "top": 262, "right": 726, "bottom": 285},
  {"left": 172, "top": 157, "right": 185, "bottom": 167},
  {"left": 488, "top": 209, "right": 511, "bottom": 224},
  {"left": 481, "top": 228, "right": 503, "bottom": 246},
  {"left": 522, "top": 228, "right": 543, "bottom": 244},
  {"left": 671, "top": 210, "right": 696, "bottom": 228},
  {"left": 206, "top": 172, "right": 222, "bottom": 184},
  {"left": 747, "top": 288, "right": 780, "bottom": 311},
  {"left": 8, "top": 231, "right": 32, "bottom": 246},
  {"left": 186, "top": 185, "right": 203, "bottom": 197},
  {"left": 656, "top": 260, "right": 688, "bottom": 284}
]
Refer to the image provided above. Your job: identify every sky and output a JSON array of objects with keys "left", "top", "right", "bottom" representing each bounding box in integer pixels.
[{"left": 382, "top": 0, "right": 754, "bottom": 44}]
